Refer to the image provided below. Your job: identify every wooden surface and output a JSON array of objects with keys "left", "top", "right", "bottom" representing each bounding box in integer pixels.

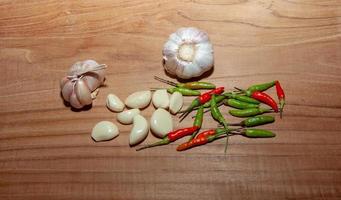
[{"left": 1, "top": 0, "right": 341, "bottom": 199}]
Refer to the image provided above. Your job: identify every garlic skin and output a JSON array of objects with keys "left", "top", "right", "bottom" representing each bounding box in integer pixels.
[
  {"left": 163, "top": 27, "right": 214, "bottom": 79},
  {"left": 60, "top": 60, "right": 106, "bottom": 109}
]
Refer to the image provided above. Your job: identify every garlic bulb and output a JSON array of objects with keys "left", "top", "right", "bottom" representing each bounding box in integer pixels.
[
  {"left": 162, "top": 27, "right": 214, "bottom": 79},
  {"left": 60, "top": 60, "right": 107, "bottom": 109}
]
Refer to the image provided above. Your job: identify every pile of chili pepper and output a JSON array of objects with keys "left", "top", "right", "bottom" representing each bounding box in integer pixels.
[{"left": 137, "top": 76, "right": 286, "bottom": 153}]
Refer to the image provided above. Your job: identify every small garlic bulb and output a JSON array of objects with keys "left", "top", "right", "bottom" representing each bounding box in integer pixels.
[
  {"left": 60, "top": 60, "right": 107, "bottom": 109},
  {"left": 162, "top": 27, "right": 214, "bottom": 79}
]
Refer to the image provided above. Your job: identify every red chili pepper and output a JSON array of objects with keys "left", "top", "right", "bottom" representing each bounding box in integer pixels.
[
  {"left": 251, "top": 91, "right": 279, "bottom": 112},
  {"left": 167, "top": 126, "right": 199, "bottom": 142},
  {"left": 196, "top": 128, "right": 227, "bottom": 139},
  {"left": 179, "top": 87, "right": 225, "bottom": 121},
  {"left": 136, "top": 126, "right": 199, "bottom": 151},
  {"left": 177, "top": 128, "right": 229, "bottom": 151},
  {"left": 176, "top": 137, "right": 208, "bottom": 151},
  {"left": 275, "top": 81, "right": 285, "bottom": 118},
  {"left": 207, "top": 87, "right": 224, "bottom": 96},
  {"left": 195, "top": 129, "right": 216, "bottom": 139},
  {"left": 198, "top": 93, "right": 212, "bottom": 104},
  {"left": 198, "top": 87, "right": 224, "bottom": 104}
]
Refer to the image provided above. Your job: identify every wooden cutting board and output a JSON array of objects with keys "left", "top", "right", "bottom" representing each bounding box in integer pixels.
[{"left": 1, "top": 0, "right": 340, "bottom": 199}]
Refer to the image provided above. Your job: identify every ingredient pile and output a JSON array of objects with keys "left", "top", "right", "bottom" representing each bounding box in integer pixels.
[
  {"left": 60, "top": 27, "right": 286, "bottom": 153},
  {"left": 96, "top": 76, "right": 285, "bottom": 153}
]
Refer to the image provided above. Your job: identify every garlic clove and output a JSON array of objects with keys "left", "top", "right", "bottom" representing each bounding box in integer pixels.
[
  {"left": 91, "top": 121, "right": 119, "bottom": 142},
  {"left": 181, "top": 62, "right": 202, "bottom": 79},
  {"left": 194, "top": 42, "right": 214, "bottom": 69},
  {"left": 61, "top": 81, "right": 73, "bottom": 102},
  {"left": 75, "top": 79, "right": 92, "bottom": 106},
  {"left": 107, "top": 93, "right": 125, "bottom": 112},
  {"left": 163, "top": 40, "right": 179, "bottom": 58},
  {"left": 129, "top": 115, "right": 149, "bottom": 146},
  {"left": 152, "top": 89, "right": 169, "bottom": 109},
  {"left": 179, "top": 27, "right": 209, "bottom": 43},
  {"left": 82, "top": 74, "right": 101, "bottom": 92},
  {"left": 168, "top": 32, "right": 183, "bottom": 45},
  {"left": 163, "top": 54, "right": 178, "bottom": 75},
  {"left": 60, "top": 77, "right": 69, "bottom": 89},
  {"left": 70, "top": 90, "right": 83, "bottom": 109},
  {"left": 150, "top": 108, "right": 173, "bottom": 138},
  {"left": 83, "top": 60, "right": 106, "bottom": 83},
  {"left": 169, "top": 92, "right": 183, "bottom": 114},
  {"left": 117, "top": 109, "right": 140, "bottom": 124},
  {"left": 125, "top": 90, "right": 152, "bottom": 109},
  {"left": 68, "top": 60, "right": 106, "bottom": 84}
]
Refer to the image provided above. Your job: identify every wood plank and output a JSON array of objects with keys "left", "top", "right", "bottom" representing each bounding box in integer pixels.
[{"left": 0, "top": 0, "right": 340, "bottom": 199}]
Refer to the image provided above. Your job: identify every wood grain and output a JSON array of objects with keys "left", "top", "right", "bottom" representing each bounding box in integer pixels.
[{"left": 0, "top": 0, "right": 341, "bottom": 199}]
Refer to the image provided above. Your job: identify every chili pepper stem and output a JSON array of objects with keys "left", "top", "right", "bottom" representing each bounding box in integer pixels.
[
  {"left": 136, "top": 139, "right": 169, "bottom": 151},
  {"left": 188, "top": 130, "right": 199, "bottom": 141},
  {"left": 234, "top": 87, "right": 245, "bottom": 92},
  {"left": 218, "top": 123, "right": 241, "bottom": 127},
  {"left": 154, "top": 76, "right": 177, "bottom": 87},
  {"left": 179, "top": 108, "right": 192, "bottom": 122},
  {"left": 191, "top": 102, "right": 224, "bottom": 118},
  {"left": 220, "top": 122, "right": 229, "bottom": 154},
  {"left": 279, "top": 99, "right": 285, "bottom": 119},
  {"left": 150, "top": 87, "right": 165, "bottom": 91}
]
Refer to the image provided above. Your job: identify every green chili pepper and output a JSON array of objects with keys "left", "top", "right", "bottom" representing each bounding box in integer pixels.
[
  {"left": 154, "top": 76, "right": 216, "bottom": 90},
  {"left": 210, "top": 95, "right": 229, "bottom": 153},
  {"left": 228, "top": 115, "right": 275, "bottom": 127},
  {"left": 179, "top": 95, "right": 225, "bottom": 114},
  {"left": 193, "top": 106, "right": 204, "bottom": 128},
  {"left": 189, "top": 106, "right": 204, "bottom": 140},
  {"left": 243, "top": 129, "right": 276, "bottom": 138},
  {"left": 178, "top": 82, "right": 216, "bottom": 89},
  {"left": 202, "top": 95, "right": 226, "bottom": 108},
  {"left": 229, "top": 107, "right": 271, "bottom": 118},
  {"left": 224, "top": 99, "right": 259, "bottom": 109},
  {"left": 167, "top": 87, "right": 201, "bottom": 96},
  {"left": 246, "top": 81, "right": 276, "bottom": 95},
  {"left": 224, "top": 93, "right": 260, "bottom": 104}
]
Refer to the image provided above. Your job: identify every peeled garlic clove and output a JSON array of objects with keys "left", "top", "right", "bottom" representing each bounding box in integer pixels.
[
  {"left": 75, "top": 79, "right": 92, "bottom": 106},
  {"left": 152, "top": 89, "right": 169, "bottom": 109},
  {"left": 70, "top": 90, "right": 83, "bottom": 109},
  {"left": 91, "top": 121, "right": 119, "bottom": 142},
  {"left": 61, "top": 81, "right": 73, "bottom": 102},
  {"left": 125, "top": 90, "right": 152, "bottom": 109},
  {"left": 150, "top": 108, "right": 173, "bottom": 138},
  {"left": 107, "top": 94, "right": 125, "bottom": 112},
  {"left": 169, "top": 91, "right": 183, "bottom": 114},
  {"left": 130, "top": 115, "right": 149, "bottom": 146},
  {"left": 117, "top": 109, "right": 140, "bottom": 124}
]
